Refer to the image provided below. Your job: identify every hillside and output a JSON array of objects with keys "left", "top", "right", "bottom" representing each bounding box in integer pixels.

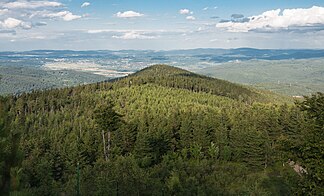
[
  {"left": 0, "top": 65, "right": 323, "bottom": 195},
  {"left": 112, "top": 64, "right": 291, "bottom": 104}
]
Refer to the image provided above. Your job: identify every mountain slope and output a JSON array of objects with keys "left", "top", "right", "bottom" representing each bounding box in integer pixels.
[
  {"left": 1, "top": 64, "right": 308, "bottom": 195},
  {"left": 111, "top": 64, "right": 291, "bottom": 103}
]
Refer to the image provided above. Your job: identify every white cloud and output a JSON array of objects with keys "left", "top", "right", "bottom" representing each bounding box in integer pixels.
[
  {"left": 2, "top": 1, "right": 62, "bottom": 9},
  {"left": 81, "top": 2, "right": 90, "bottom": 8},
  {"left": 0, "top": 17, "right": 22, "bottom": 28},
  {"left": 203, "top": 7, "right": 217, "bottom": 11},
  {"left": 115, "top": 11, "right": 144, "bottom": 18},
  {"left": 61, "top": 12, "right": 82, "bottom": 21},
  {"left": 30, "top": 35, "right": 46, "bottom": 39},
  {"left": 0, "top": 17, "right": 35, "bottom": 29},
  {"left": 179, "top": 9, "right": 192, "bottom": 15},
  {"left": 112, "top": 31, "right": 157, "bottom": 40},
  {"left": 216, "top": 6, "right": 324, "bottom": 32},
  {"left": 86, "top": 29, "right": 187, "bottom": 38},
  {"left": 35, "top": 11, "right": 82, "bottom": 21},
  {"left": 0, "top": 0, "right": 81, "bottom": 32},
  {"left": 186, "top": 16, "right": 196, "bottom": 21},
  {"left": 180, "top": 9, "right": 194, "bottom": 20},
  {"left": 87, "top": 29, "right": 112, "bottom": 34}
]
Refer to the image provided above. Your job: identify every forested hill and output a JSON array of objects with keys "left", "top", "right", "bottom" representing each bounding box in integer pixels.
[
  {"left": 112, "top": 64, "right": 290, "bottom": 104},
  {"left": 0, "top": 65, "right": 323, "bottom": 195}
]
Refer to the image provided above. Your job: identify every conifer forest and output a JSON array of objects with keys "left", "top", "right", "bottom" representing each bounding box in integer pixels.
[{"left": 0, "top": 65, "right": 323, "bottom": 195}]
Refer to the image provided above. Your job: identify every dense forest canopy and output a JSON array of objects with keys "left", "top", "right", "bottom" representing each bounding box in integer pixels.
[{"left": 0, "top": 65, "right": 323, "bottom": 195}]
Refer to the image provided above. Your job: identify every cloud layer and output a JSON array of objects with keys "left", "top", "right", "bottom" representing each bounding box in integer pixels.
[
  {"left": 1, "top": 1, "right": 323, "bottom": 50},
  {"left": 112, "top": 31, "right": 157, "bottom": 40},
  {"left": 217, "top": 6, "right": 324, "bottom": 32},
  {"left": 2, "top": 1, "right": 62, "bottom": 9}
]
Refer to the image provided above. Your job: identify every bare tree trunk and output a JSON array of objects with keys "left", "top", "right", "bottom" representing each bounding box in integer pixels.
[
  {"left": 102, "top": 130, "right": 108, "bottom": 161},
  {"left": 265, "top": 153, "right": 268, "bottom": 169},
  {"left": 107, "top": 131, "right": 111, "bottom": 160}
]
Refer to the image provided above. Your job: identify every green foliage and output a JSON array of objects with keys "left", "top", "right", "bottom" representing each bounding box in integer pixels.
[
  {"left": 296, "top": 92, "right": 324, "bottom": 194},
  {"left": 1, "top": 65, "right": 321, "bottom": 195},
  {"left": 299, "top": 92, "right": 324, "bottom": 127},
  {"left": 116, "top": 64, "right": 286, "bottom": 104},
  {"left": 0, "top": 96, "right": 22, "bottom": 194},
  {"left": 94, "top": 101, "right": 122, "bottom": 133}
]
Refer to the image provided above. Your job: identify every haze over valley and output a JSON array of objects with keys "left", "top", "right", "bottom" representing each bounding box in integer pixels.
[{"left": 1, "top": 49, "right": 324, "bottom": 96}]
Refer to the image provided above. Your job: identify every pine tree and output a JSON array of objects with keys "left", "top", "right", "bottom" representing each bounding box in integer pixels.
[
  {"left": 94, "top": 101, "right": 122, "bottom": 161},
  {"left": 297, "top": 93, "right": 324, "bottom": 194}
]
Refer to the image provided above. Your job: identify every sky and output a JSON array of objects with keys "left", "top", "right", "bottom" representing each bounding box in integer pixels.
[{"left": 0, "top": 0, "right": 324, "bottom": 51}]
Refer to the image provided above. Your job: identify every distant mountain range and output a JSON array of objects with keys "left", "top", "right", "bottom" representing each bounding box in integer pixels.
[{"left": 1, "top": 48, "right": 324, "bottom": 62}]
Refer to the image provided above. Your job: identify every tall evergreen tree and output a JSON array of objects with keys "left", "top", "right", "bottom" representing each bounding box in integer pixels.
[
  {"left": 297, "top": 93, "right": 324, "bottom": 194},
  {"left": 94, "top": 101, "right": 122, "bottom": 161}
]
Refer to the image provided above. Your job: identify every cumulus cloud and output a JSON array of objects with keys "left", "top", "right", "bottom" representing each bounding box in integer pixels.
[
  {"left": 179, "top": 9, "right": 195, "bottom": 21},
  {"left": 42, "top": 11, "right": 82, "bottom": 21},
  {"left": 186, "top": 16, "right": 195, "bottom": 21},
  {"left": 217, "top": 6, "right": 324, "bottom": 32},
  {"left": 0, "top": 17, "right": 32, "bottom": 29},
  {"left": 179, "top": 9, "right": 192, "bottom": 15},
  {"left": 0, "top": 17, "right": 22, "bottom": 28},
  {"left": 0, "top": 0, "right": 82, "bottom": 32},
  {"left": 61, "top": 12, "right": 82, "bottom": 21},
  {"left": 81, "top": 2, "right": 90, "bottom": 8},
  {"left": 115, "top": 11, "right": 144, "bottom": 18},
  {"left": 112, "top": 31, "right": 156, "bottom": 40}
]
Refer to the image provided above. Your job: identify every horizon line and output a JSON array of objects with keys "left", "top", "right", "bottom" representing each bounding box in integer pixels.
[{"left": 1, "top": 47, "right": 324, "bottom": 53}]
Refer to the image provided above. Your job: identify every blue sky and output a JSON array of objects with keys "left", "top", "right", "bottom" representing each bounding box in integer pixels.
[{"left": 0, "top": 0, "right": 324, "bottom": 51}]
